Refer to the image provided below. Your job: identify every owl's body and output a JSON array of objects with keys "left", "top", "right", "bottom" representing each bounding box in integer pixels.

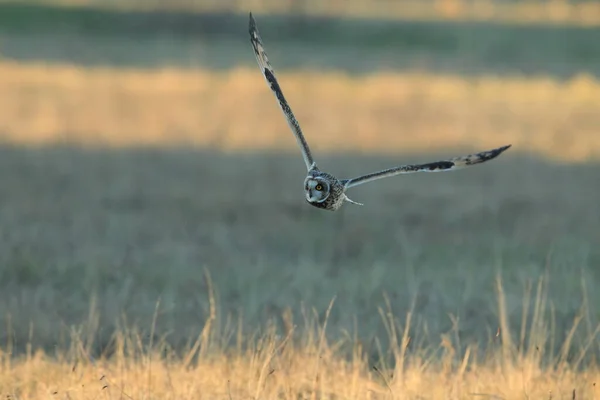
[{"left": 248, "top": 13, "right": 511, "bottom": 212}]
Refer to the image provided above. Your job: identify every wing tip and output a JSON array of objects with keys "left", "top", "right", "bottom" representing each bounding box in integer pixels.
[
  {"left": 495, "top": 144, "right": 512, "bottom": 156},
  {"left": 475, "top": 143, "right": 511, "bottom": 164},
  {"left": 483, "top": 143, "right": 511, "bottom": 162},
  {"left": 249, "top": 11, "right": 256, "bottom": 33}
]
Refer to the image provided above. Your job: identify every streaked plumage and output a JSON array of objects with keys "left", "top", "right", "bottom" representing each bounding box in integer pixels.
[{"left": 249, "top": 12, "right": 511, "bottom": 211}]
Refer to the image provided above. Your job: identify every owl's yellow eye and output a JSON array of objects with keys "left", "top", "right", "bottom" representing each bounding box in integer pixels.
[{"left": 315, "top": 184, "right": 323, "bottom": 191}]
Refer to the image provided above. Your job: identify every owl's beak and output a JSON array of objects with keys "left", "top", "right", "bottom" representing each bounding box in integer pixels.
[{"left": 306, "top": 192, "right": 320, "bottom": 203}]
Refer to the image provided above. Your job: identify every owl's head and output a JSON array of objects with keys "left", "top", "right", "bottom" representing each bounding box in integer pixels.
[{"left": 304, "top": 175, "right": 331, "bottom": 204}]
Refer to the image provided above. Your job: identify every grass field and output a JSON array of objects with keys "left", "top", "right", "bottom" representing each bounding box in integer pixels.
[
  {"left": 3, "top": 3, "right": 600, "bottom": 81},
  {"left": 1, "top": 61, "right": 600, "bottom": 398},
  {"left": 7, "top": 0, "right": 600, "bottom": 26},
  {"left": 2, "top": 294, "right": 599, "bottom": 399},
  {"left": 2, "top": 61, "right": 600, "bottom": 160}
]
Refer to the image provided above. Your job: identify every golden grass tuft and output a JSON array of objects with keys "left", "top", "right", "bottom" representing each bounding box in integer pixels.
[
  {"left": 1, "top": 61, "right": 600, "bottom": 162},
  {"left": 1, "top": 276, "right": 599, "bottom": 399}
]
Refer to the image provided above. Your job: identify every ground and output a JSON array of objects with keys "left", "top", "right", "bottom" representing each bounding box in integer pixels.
[{"left": 1, "top": 6, "right": 600, "bottom": 398}]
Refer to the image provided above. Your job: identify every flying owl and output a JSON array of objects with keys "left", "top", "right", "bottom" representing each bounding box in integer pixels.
[{"left": 248, "top": 12, "right": 511, "bottom": 211}]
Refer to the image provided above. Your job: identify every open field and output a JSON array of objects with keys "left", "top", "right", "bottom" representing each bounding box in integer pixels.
[
  {"left": 1, "top": 145, "right": 599, "bottom": 398},
  {"left": 2, "top": 61, "right": 600, "bottom": 161},
  {"left": 1, "top": 298, "right": 599, "bottom": 399},
  {"left": 1, "top": 60, "right": 600, "bottom": 397},
  {"left": 7, "top": 0, "right": 600, "bottom": 26},
  {"left": 2, "top": 4, "right": 600, "bottom": 79}
]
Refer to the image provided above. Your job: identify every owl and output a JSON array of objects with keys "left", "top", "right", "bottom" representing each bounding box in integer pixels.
[{"left": 248, "top": 12, "right": 511, "bottom": 212}]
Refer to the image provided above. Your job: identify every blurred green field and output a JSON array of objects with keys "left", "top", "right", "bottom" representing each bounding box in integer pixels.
[
  {"left": 6, "top": 0, "right": 600, "bottom": 26},
  {"left": 1, "top": 143, "right": 599, "bottom": 398},
  {"left": 1, "top": 3, "right": 600, "bottom": 78}
]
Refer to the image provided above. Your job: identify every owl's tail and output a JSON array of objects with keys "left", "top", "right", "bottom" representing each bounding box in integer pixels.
[{"left": 343, "top": 194, "right": 364, "bottom": 206}]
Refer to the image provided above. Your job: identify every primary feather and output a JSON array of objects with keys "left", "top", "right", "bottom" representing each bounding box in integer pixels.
[
  {"left": 343, "top": 145, "right": 511, "bottom": 188},
  {"left": 249, "top": 12, "right": 315, "bottom": 172}
]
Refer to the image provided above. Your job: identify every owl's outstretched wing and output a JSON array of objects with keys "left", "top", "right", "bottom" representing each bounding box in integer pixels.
[
  {"left": 343, "top": 144, "right": 511, "bottom": 189},
  {"left": 249, "top": 12, "right": 315, "bottom": 171}
]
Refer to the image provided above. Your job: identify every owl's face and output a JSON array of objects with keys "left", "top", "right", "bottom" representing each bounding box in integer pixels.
[
  {"left": 304, "top": 176, "right": 331, "bottom": 204},
  {"left": 303, "top": 170, "right": 347, "bottom": 211}
]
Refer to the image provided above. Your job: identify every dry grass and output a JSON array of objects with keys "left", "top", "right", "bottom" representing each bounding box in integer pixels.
[
  {"left": 2, "top": 61, "right": 600, "bottom": 161},
  {"left": 2, "top": 277, "right": 600, "bottom": 399}
]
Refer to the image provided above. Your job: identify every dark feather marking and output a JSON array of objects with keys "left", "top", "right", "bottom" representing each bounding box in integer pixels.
[
  {"left": 248, "top": 12, "right": 315, "bottom": 171},
  {"left": 344, "top": 144, "right": 511, "bottom": 188},
  {"left": 264, "top": 69, "right": 297, "bottom": 125}
]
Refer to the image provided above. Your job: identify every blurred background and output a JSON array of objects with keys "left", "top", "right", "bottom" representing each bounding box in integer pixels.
[{"left": 0, "top": 0, "right": 599, "bottom": 360}]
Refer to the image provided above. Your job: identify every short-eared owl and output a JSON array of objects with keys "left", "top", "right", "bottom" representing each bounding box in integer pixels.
[{"left": 248, "top": 12, "right": 511, "bottom": 212}]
